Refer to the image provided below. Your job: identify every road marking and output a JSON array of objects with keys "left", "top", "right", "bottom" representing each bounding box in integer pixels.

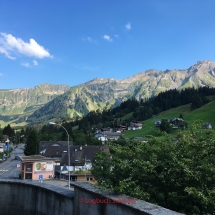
[{"left": 0, "top": 170, "right": 8, "bottom": 172}]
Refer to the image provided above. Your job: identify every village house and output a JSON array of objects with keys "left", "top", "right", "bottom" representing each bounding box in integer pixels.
[
  {"left": 19, "top": 155, "right": 55, "bottom": 180},
  {"left": 132, "top": 137, "right": 147, "bottom": 142},
  {"left": 44, "top": 145, "right": 109, "bottom": 182},
  {"left": 100, "top": 127, "right": 113, "bottom": 132},
  {"left": 168, "top": 118, "right": 184, "bottom": 128},
  {"left": 0, "top": 143, "right": 5, "bottom": 153},
  {"left": 117, "top": 125, "right": 127, "bottom": 132},
  {"left": 39, "top": 140, "right": 73, "bottom": 155},
  {"left": 95, "top": 131, "right": 122, "bottom": 142},
  {"left": 154, "top": 118, "right": 184, "bottom": 128},
  {"left": 154, "top": 119, "right": 162, "bottom": 127},
  {"left": 202, "top": 123, "right": 212, "bottom": 129},
  {"left": 1, "top": 135, "right": 11, "bottom": 151},
  {"left": 2, "top": 135, "right": 10, "bottom": 142},
  {"left": 128, "top": 120, "right": 143, "bottom": 130},
  {"left": 43, "top": 144, "right": 68, "bottom": 161}
]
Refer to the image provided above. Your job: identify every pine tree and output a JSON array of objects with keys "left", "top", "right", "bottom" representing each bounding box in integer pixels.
[
  {"left": 0, "top": 129, "right": 3, "bottom": 141},
  {"left": 179, "top": 113, "right": 184, "bottom": 119},
  {"left": 24, "top": 129, "right": 39, "bottom": 156},
  {"left": 2, "top": 124, "right": 15, "bottom": 137}
]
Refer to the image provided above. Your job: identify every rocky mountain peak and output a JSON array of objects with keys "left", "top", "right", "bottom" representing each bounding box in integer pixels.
[
  {"left": 1, "top": 60, "right": 215, "bottom": 126},
  {"left": 189, "top": 60, "right": 215, "bottom": 71}
]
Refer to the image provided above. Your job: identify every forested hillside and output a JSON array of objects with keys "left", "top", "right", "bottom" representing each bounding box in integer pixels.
[
  {"left": 75, "top": 86, "right": 215, "bottom": 132},
  {"left": 26, "top": 60, "right": 215, "bottom": 125}
]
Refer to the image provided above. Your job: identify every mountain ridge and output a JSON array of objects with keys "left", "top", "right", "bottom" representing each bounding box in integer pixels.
[
  {"left": 26, "top": 60, "right": 215, "bottom": 124},
  {"left": 0, "top": 60, "right": 215, "bottom": 126},
  {"left": 0, "top": 83, "right": 71, "bottom": 126}
]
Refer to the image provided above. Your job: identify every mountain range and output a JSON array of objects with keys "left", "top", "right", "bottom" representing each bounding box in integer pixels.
[
  {"left": 0, "top": 84, "right": 70, "bottom": 126},
  {"left": 0, "top": 60, "right": 215, "bottom": 127}
]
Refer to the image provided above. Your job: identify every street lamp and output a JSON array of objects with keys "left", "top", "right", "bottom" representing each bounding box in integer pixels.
[{"left": 49, "top": 122, "right": 71, "bottom": 190}]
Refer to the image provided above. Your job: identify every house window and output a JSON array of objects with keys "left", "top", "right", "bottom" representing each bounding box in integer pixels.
[
  {"left": 71, "top": 176, "right": 77, "bottom": 181},
  {"left": 25, "top": 164, "right": 32, "bottom": 172},
  {"left": 87, "top": 177, "right": 93, "bottom": 181},
  {"left": 25, "top": 173, "right": 32, "bottom": 179}
]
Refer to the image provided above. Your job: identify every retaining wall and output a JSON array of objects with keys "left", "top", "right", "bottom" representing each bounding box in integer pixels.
[
  {"left": 0, "top": 180, "right": 184, "bottom": 215},
  {"left": 72, "top": 182, "right": 184, "bottom": 215},
  {"left": 0, "top": 179, "right": 73, "bottom": 215}
]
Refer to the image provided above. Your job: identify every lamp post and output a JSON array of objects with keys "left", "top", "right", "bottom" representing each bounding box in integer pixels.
[{"left": 49, "top": 122, "right": 70, "bottom": 190}]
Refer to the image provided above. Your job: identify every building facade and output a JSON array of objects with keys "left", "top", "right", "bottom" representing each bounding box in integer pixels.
[{"left": 19, "top": 155, "right": 55, "bottom": 180}]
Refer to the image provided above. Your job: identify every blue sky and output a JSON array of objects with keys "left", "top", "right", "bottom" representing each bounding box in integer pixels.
[{"left": 0, "top": 0, "right": 215, "bottom": 89}]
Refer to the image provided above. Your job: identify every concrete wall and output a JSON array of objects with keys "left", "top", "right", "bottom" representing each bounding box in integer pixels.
[
  {"left": 0, "top": 180, "right": 184, "bottom": 215},
  {"left": 0, "top": 179, "right": 73, "bottom": 215},
  {"left": 72, "top": 182, "right": 184, "bottom": 215}
]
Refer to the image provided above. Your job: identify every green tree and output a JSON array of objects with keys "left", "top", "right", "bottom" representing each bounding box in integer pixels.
[
  {"left": 92, "top": 126, "right": 215, "bottom": 214},
  {"left": 191, "top": 95, "right": 203, "bottom": 110},
  {"left": 0, "top": 152, "right": 3, "bottom": 159},
  {"left": 160, "top": 119, "right": 172, "bottom": 133},
  {"left": 40, "top": 132, "right": 56, "bottom": 141},
  {"left": 72, "top": 131, "right": 86, "bottom": 145},
  {"left": 179, "top": 113, "right": 183, "bottom": 119},
  {"left": 24, "top": 129, "right": 39, "bottom": 155},
  {"left": 0, "top": 128, "right": 3, "bottom": 141},
  {"left": 2, "top": 124, "right": 15, "bottom": 137},
  {"left": 61, "top": 130, "right": 68, "bottom": 141}
]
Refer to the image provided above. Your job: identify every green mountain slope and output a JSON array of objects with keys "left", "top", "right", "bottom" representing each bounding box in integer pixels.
[
  {"left": 1, "top": 60, "right": 215, "bottom": 126},
  {"left": 123, "top": 100, "right": 215, "bottom": 139},
  {"left": 27, "top": 60, "right": 215, "bottom": 124},
  {"left": 0, "top": 83, "right": 70, "bottom": 126}
]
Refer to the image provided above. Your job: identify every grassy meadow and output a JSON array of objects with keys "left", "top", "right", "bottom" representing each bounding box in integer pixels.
[{"left": 123, "top": 100, "right": 215, "bottom": 139}]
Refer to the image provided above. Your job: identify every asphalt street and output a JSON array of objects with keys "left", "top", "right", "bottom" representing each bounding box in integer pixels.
[
  {"left": 0, "top": 144, "right": 74, "bottom": 190},
  {"left": 0, "top": 144, "right": 24, "bottom": 179}
]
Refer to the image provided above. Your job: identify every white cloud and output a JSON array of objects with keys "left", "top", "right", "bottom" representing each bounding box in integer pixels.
[
  {"left": 87, "top": 37, "right": 93, "bottom": 42},
  {"left": 0, "top": 72, "right": 3, "bottom": 76},
  {"left": 21, "top": 62, "right": 31, "bottom": 68},
  {"left": 103, "top": 35, "right": 113, "bottom": 42},
  {"left": 0, "top": 32, "right": 53, "bottom": 59},
  {"left": 33, "top": 60, "right": 38, "bottom": 66},
  {"left": 82, "top": 37, "right": 96, "bottom": 43},
  {"left": 114, "top": 35, "right": 119, "bottom": 38},
  {"left": 0, "top": 46, "right": 16, "bottom": 59},
  {"left": 125, "top": 22, "right": 131, "bottom": 30}
]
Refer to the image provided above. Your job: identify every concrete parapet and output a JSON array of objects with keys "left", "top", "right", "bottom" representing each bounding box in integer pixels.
[
  {"left": 0, "top": 179, "right": 184, "bottom": 215},
  {"left": 0, "top": 179, "right": 74, "bottom": 215},
  {"left": 72, "top": 182, "right": 184, "bottom": 215}
]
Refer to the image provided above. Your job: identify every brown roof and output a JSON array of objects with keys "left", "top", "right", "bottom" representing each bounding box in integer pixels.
[
  {"left": 19, "top": 155, "right": 55, "bottom": 162},
  {"left": 44, "top": 145, "right": 68, "bottom": 158},
  {"left": 39, "top": 141, "right": 73, "bottom": 153},
  {"left": 2, "top": 135, "right": 10, "bottom": 142},
  {"left": 61, "top": 145, "right": 109, "bottom": 166}
]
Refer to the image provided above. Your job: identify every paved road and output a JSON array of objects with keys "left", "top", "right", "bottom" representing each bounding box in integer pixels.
[
  {"left": 0, "top": 145, "right": 74, "bottom": 190},
  {"left": 0, "top": 144, "right": 24, "bottom": 179}
]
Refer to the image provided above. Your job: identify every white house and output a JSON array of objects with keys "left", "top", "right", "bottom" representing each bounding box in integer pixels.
[
  {"left": 95, "top": 132, "right": 122, "bottom": 141},
  {"left": 203, "top": 123, "right": 212, "bottom": 129},
  {"left": 0, "top": 143, "right": 5, "bottom": 153}
]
